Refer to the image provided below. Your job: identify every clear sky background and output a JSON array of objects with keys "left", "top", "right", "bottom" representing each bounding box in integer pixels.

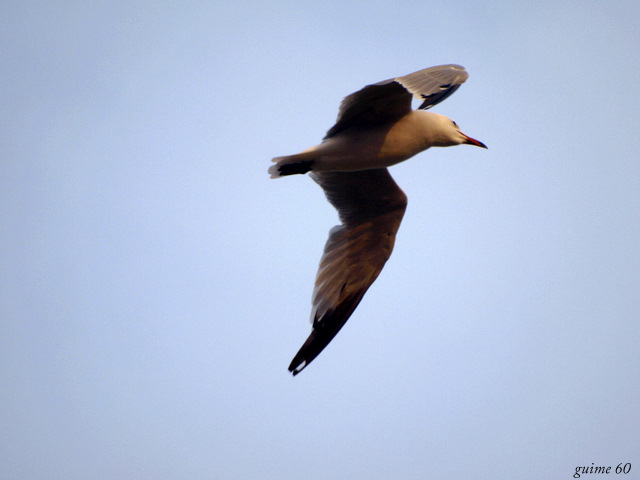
[{"left": 1, "top": 2, "right": 639, "bottom": 479}]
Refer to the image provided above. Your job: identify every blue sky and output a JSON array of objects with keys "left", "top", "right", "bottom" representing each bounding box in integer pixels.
[{"left": 1, "top": 1, "right": 639, "bottom": 479}]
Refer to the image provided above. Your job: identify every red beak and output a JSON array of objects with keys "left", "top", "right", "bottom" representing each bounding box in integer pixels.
[{"left": 462, "top": 134, "right": 487, "bottom": 149}]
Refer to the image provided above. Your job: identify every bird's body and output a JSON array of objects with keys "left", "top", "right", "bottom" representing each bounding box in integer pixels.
[
  {"left": 271, "top": 110, "right": 484, "bottom": 176},
  {"left": 270, "top": 65, "right": 486, "bottom": 375}
]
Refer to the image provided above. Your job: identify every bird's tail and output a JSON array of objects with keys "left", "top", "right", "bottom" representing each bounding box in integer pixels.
[{"left": 268, "top": 152, "right": 316, "bottom": 178}]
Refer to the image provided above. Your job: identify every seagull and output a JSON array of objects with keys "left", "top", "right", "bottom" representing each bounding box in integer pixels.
[{"left": 269, "top": 64, "right": 486, "bottom": 376}]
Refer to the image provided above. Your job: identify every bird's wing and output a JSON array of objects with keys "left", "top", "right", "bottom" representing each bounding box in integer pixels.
[
  {"left": 288, "top": 169, "right": 408, "bottom": 375},
  {"left": 325, "top": 64, "right": 469, "bottom": 138}
]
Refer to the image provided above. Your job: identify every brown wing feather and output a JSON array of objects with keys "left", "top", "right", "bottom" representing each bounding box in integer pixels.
[
  {"left": 325, "top": 64, "right": 469, "bottom": 139},
  {"left": 289, "top": 169, "right": 408, "bottom": 375}
]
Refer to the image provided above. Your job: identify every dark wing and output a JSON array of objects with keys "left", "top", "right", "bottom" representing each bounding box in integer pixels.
[
  {"left": 288, "top": 169, "right": 408, "bottom": 375},
  {"left": 325, "top": 64, "right": 469, "bottom": 138}
]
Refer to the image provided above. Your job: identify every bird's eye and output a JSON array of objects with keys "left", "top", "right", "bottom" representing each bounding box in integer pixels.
[{"left": 452, "top": 121, "right": 458, "bottom": 127}]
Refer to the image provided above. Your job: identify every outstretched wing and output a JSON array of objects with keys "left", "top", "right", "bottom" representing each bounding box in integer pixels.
[
  {"left": 325, "top": 64, "right": 469, "bottom": 138},
  {"left": 288, "top": 169, "right": 408, "bottom": 375}
]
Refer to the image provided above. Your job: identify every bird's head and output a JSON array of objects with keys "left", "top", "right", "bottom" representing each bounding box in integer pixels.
[{"left": 425, "top": 112, "right": 487, "bottom": 149}]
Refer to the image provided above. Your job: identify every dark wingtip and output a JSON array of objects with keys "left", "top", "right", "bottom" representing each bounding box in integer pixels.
[
  {"left": 288, "top": 333, "right": 317, "bottom": 376},
  {"left": 288, "top": 293, "right": 365, "bottom": 376},
  {"left": 287, "top": 329, "right": 329, "bottom": 377},
  {"left": 287, "top": 331, "right": 328, "bottom": 376},
  {"left": 288, "top": 360, "right": 306, "bottom": 376},
  {"left": 418, "top": 83, "right": 461, "bottom": 110}
]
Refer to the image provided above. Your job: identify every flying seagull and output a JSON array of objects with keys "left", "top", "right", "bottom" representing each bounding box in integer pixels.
[{"left": 269, "top": 64, "right": 486, "bottom": 376}]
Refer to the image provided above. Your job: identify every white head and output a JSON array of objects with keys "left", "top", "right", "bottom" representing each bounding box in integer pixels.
[{"left": 420, "top": 112, "right": 487, "bottom": 149}]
